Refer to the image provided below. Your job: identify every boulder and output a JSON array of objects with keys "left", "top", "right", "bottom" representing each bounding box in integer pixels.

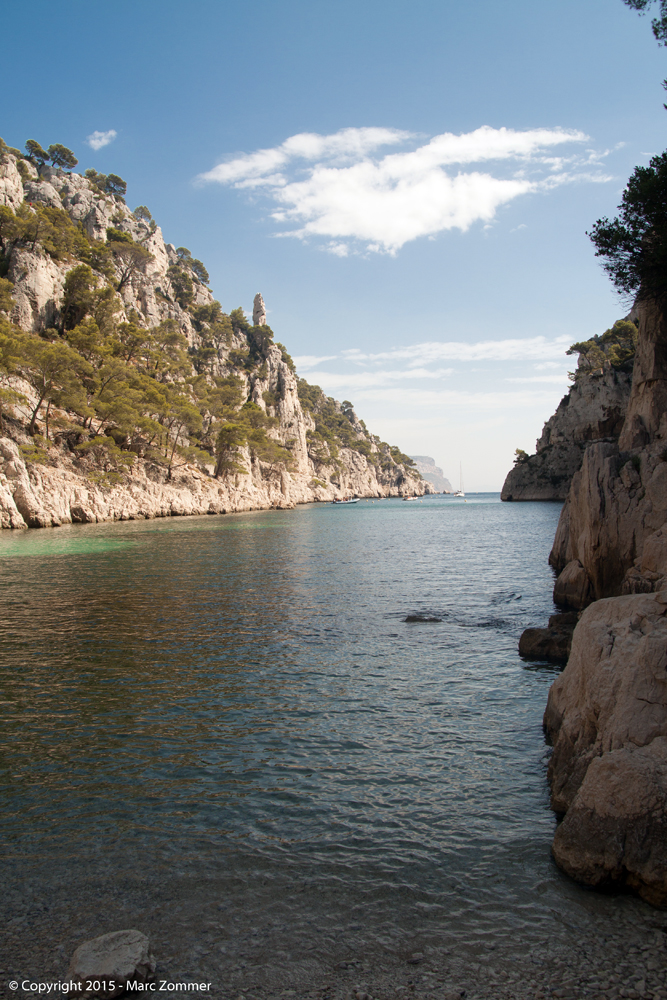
[
  {"left": 553, "top": 559, "right": 592, "bottom": 609},
  {"left": 518, "top": 612, "right": 578, "bottom": 663},
  {"left": 552, "top": 738, "right": 667, "bottom": 906},
  {"left": 67, "top": 929, "right": 155, "bottom": 997},
  {"left": 544, "top": 592, "right": 667, "bottom": 903}
]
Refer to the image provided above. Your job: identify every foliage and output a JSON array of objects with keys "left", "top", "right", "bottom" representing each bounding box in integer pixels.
[
  {"left": 0, "top": 157, "right": 415, "bottom": 491},
  {"left": 276, "top": 341, "right": 296, "bottom": 372},
  {"left": 230, "top": 307, "right": 250, "bottom": 332},
  {"left": 25, "top": 140, "right": 48, "bottom": 165},
  {"left": 167, "top": 264, "right": 193, "bottom": 308},
  {"left": 588, "top": 152, "right": 667, "bottom": 301},
  {"left": 133, "top": 206, "right": 152, "bottom": 223},
  {"left": 105, "top": 174, "right": 127, "bottom": 197},
  {"left": 514, "top": 448, "right": 529, "bottom": 464},
  {"left": 106, "top": 234, "right": 154, "bottom": 292},
  {"left": 172, "top": 247, "right": 210, "bottom": 286},
  {"left": 0, "top": 202, "right": 91, "bottom": 266},
  {"left": 86, "top": 170, "right": 127, "bottom": 198},
  {"left": 61, "top": 265, "right": 97, "bottom": 332},
  {"left": 566, "top": 319, "right": 638, "bottom": 379},
  {"left": 0, "top": 277, "right": 14, "bottom": 312},
  {"left": 624, "top": 0, "right": 667, "bottom": 44},
  {"left": 47, "top": 144, "right": 77, "bottom": 170},
  {"left": 214, "top": 400, "right": 292, "bottom": 477}
]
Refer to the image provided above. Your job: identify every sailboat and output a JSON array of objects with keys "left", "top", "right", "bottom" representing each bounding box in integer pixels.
[{"left": 453, "top": 462, "right": 465, "bottom": 497}]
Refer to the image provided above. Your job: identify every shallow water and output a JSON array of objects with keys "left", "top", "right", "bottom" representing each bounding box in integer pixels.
[{"left": 0, "top": 495, "right": 658, "bottom": 991}]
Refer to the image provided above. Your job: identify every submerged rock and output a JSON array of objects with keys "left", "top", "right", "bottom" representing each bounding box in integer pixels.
[
  {"left": 404, "top": 614, "right": 442, "bottom": 623},
  {"left": 67, "top": 929, "right": 155, "bottom": 996}
]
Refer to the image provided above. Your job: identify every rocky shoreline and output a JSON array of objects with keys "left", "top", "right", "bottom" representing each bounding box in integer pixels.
[
  {"left": 519, "top": 298, "right": 667, "bottom": 906},
  {"left": 4, "top": 861, "right": 667, "bottom": 1000}
]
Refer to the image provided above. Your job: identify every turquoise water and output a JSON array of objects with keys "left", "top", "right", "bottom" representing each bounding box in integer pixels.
[{"left": 0, "top": 495, "right": 653, "bottom": 982}]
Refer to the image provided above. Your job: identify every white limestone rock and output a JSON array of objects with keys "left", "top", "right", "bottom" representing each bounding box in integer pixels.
[
  {"left": 67, "top": 929, "right": 155, "bottom": 997},
  {"left": 253, "top": 292, "right": 266, "bottom": 326},
  {"left": 0, "top": 155, "right": 24, "bottom": 211},
  {"left": 8, "top": 249, "right": 69, "bottom": 331}
]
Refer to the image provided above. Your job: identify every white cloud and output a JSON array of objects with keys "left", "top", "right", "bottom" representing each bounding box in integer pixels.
[
  {"left": 292, "top": 354, "right": 338, "bottom": 370},
  {"left": 197, "top": 125, "right": 611, "bottom": 253},
  {"left": 326, "top": 385, "right": 564, "bottom": 410},
  {"left": 342, "top": 335, "right": 571, "bottom": 365},
  {"left": 301, "top": 367, "right": 454, "bottom": 389},
  {"left": 86, "top": 129, "right": 117, "bottom": 151},
  {"left": 505, "top": 374, "right": 571, "bottom": 383}
]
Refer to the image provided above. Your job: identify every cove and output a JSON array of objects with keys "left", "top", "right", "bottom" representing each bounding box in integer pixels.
[{"left": 0, "top": 495, "right": 659, "bottom": 996}]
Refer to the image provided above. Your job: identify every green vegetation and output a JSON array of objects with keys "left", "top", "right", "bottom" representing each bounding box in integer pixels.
[
  {"left": 514, "top": 448, "right": 529, "bottom": 464},
  {"left": 588, "top": 153, "right": 667, "bottom": 302},
  {"left": 25, "top": 140, "right": 48, "bottom": 165},
  {"left": 623, "top": 1, "right": 667, "bottom": 46},
  {"left": 566, "top": 319, "right": 638, "bottom": 380},
  {"left": 0, "top": 140, "right": 420, "bottom": 493},
  {"left": 85, "top": 169, "right": 127, "bottom": 198},
  {"left": 47, "top": 144, "right": 77, "bottom": 171},
  {"left": 0, "top": 238, "right": 292, "bottom": 484},
  {"left": 296, "top": 378, "right": 417, "bottom": 475}
]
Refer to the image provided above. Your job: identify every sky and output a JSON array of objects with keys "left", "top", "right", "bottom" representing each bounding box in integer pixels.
[{"left": 2, "top": 0, "right": 666, "bottom": 490}]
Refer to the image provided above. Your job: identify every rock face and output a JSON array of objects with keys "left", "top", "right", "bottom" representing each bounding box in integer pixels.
[
  {"left": 0, "top": 337, "right": 430, "bottom": 531},
  {"left": 501, "top": 367, "right": 632, "bottom": 501},
  {"left": 543, "top": 297, "right": 667, "bottom": 903},
  {"left": 0, "top": 150, "right": 431, "bottom": 528},
  {"left": 253, "top": 292, "right": 267, "bottom": 327},
  {"left": 544, "top": 593, "right": 667, "bottom": 905},
  {"left": 68, "top": 929, "right": 155, "bottom": 997},
  {"left": 409, "top": 455, "right": 453, "bottom": 492}
]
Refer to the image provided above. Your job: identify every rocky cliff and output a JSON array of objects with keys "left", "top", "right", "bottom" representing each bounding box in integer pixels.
[
  {"left": 409, "top": 455, "right": 452, "bottom": 492},
  {"left": 543, "top": 298, "right": 667, "bottom": 904},
  {"left": 0, "top": 142, "right": 430, "bottom": 530},
  {"left": 501, "top": 321, "right": 636, "bottom": 502}
]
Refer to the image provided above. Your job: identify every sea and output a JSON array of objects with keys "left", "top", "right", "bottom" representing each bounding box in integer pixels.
[{"left": 0, "top": 494, "right": 659, "bottom": 995}]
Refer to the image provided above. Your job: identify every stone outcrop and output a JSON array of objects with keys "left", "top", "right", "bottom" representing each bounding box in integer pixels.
[
  {"left": 543, "top": 297, "right": 667, "bottom": 904},
  {"left": 68, "top": 929, "right": 155, "bottom": 997},
  {"left": 0, "top": 342, "right": 429, "bottom": 531},
  {"left": 544, "top": 592, "right": 667, "bottom": 905},
  {"left": 253, "top": 292, "right": 266, "bottom": 327},
  {"left": 409, "top": 455, "right": 452, "bottom": 493},
  {"left": 0, "top": 151, "right": 431, "bottom": 527},
  {"left": 501, "top": 367, "right": 632, "bottom": 501},
  {"left": 6, "top": 160, "right": 216, "bottom": 345},
  {"left": 518, "top": 611, "right": 579, "bottom": 663}
]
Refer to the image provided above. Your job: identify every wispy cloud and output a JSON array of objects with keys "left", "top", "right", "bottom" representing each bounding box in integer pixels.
[
  {"left": 292, "top": 354, "right": 338, "bottom": 370},
  {"left": 301, "top": 367, "right": 454, "bottom": 389},
  {"left": 197, "top": 125, "right": 612, "bottom": 254},
  {"left": 86, "top": 129, "right": 117, "bottom": 151},
  {"left": 505, "top": 374, "right": 571, "bottom": 383},
  {"left": 341, "top": 335, "right": 572, "bottom": 365},
  {"left": 328, "top": 386, "right": 566, "bottom": 409}
]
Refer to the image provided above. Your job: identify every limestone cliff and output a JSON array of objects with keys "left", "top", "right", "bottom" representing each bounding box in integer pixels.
[
  {"left": 501, "top": 324, "right": 635, "bottom": 502},
  {"left": 0, "top": 144, "right": 430, "bottom": 530},
  {"left": 543, "top": 298, "right": 667, "bottom": 904},
  {"left": 550, "top": 300, "right": 667, "bottom": 605},
  {"left": 409, "top": 455, "right": 452, "bottom": 492}
]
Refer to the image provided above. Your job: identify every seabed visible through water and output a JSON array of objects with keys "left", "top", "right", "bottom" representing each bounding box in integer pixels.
[{"left": 0, "top": 496, "right": 662, "bottom": 999}]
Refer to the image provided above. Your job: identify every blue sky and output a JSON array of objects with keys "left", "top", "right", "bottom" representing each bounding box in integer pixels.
[{"left": 2, "top": 0, "right": 666, "bottom": 489}]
